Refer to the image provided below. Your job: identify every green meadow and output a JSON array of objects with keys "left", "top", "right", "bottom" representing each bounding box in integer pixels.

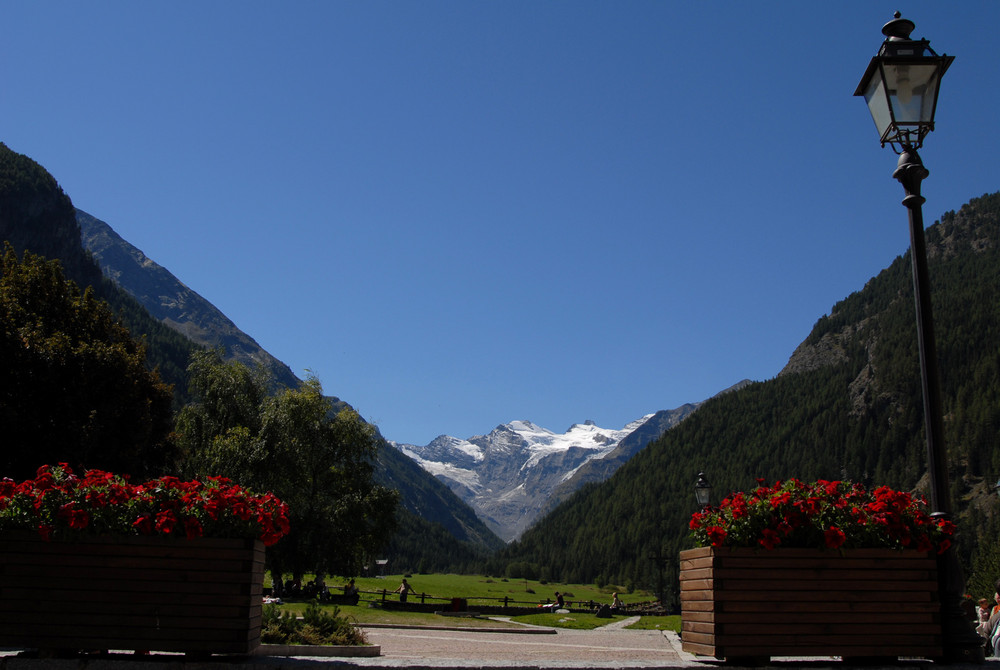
[{"left": 270, "top": 573, "right": 680, "bottom": 632}]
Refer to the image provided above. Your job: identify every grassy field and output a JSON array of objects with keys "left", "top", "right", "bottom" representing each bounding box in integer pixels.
[
  {"left": 271, "top": 573, "right": 680, "bottom": 633},
  {"left": 285, "top": 573, "right": 650, "bottom": 610}
]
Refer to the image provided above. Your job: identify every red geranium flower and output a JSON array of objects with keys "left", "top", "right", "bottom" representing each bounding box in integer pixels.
[
  {"left": 706, "top": 525, "right": 727, "bottom": 547},
  {"left": 690, "top": 479, "right": 950, "bottom": 553},
  {"left": 759, "top": 528, "right": 782, "bottom": 550},
  {"left": 1, "top": 465, "right": 289, "bottom": 546},
  {"left": 824, "top": 526, "right": 846, "bottom": 549}
]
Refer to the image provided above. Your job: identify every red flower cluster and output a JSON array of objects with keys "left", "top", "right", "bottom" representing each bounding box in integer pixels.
[
  {"left": 689, "top": 479, "right": 953, "bottom": 553},
  {"left": 0, "top": 464, "right": 290, "bottom": 546}
]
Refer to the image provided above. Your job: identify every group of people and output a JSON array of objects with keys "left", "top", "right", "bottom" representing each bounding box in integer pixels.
[
  {"left": 540, "top": 591, "right": 624, "bottom": 613},
  {"left": 977, "top": 589, "right": 1000, "bottom": 655},
  {"left": 269, "top": 576, "right": 361, "bottom": 604}
]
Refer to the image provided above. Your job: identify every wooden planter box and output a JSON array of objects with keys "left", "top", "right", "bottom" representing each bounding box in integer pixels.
[
  {"left": 0, "top": 533, "right": 264, "bottom": 655},
  {"left": 680, "top": 546, "right": 942, "bottom": 662}
]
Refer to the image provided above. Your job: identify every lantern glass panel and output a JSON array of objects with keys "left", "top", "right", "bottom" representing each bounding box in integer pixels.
[
  {"left": 882, "top": 61, "right": 942, "bottom": 124},
  {"left": 863, "top": 71, "right": 892, "bottom": 138}
]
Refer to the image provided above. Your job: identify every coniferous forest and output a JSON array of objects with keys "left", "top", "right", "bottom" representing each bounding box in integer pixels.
[{"left": 3, "top": 140, "right": 1000, "bottom": 598}]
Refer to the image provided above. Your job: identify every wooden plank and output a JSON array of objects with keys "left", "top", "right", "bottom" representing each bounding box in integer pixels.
[
  {"left": 712, "top": 610, "right": 936, "bottom": 624},
  {"left": 0, "top": 600, "right": 251, "bottom": 619},
  {"left": 680, "top": 600, "right": 715, "bottom": 612},
  {"left": 712, "top": 555, "right": 936, "bottom": 568},
  {"left": 717, "top": 623, "right": 942, "bottom": 636},
  {"left": 713, "top": 578, "right": 938, "bottom": 592},
  {"left": 678, "top": 567, "right": 713, "bottom": 580},
  {"left": 681, "top": 621, "right": 715, "bottom": 634},
  {"left": 716, "top": 599, "right": 939, "bottom": 614},
  {"left": 704, "top": 547, "right": 934, "bottom": 560},
  {"left": 712, "top": 633, "right": 940, "bottom": 647},
  {"left": 680, "top": 640, "right": 717, "bottom": 657},
  {"left": 679, "top": 589, "right": 715, "bottom": 601},
  {"left": 713, "top": 567, "right": 935, "bottom": 581},
  {"left": 712, "top": 589, "right": 934, "bottom": 602},
  {"left": 680, "top": 630, "right": 716, "bottom": 645},
  {"left": 1, "top": 575, "right": 261, "bottom": 595},
  {"left": 679, "top": 578, "right": 713, "bottom": 591},
  {"left": 717, "top": 644, "right": 940, "bottom": 659},
  {"left": 679, "top": 547, "right": 713, "bottom": 559}
]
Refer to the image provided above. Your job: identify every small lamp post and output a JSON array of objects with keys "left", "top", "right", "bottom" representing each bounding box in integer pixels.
[
  {"left": 694, "top": 472, "right": 712, "bottom": 509},
  {"left": 855, "top": 14, "right": 982, "bottom": 663}
]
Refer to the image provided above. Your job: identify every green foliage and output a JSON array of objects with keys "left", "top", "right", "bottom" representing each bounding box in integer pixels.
[
  {"left": 0, "top": 244, "right": 177, "bottom": 479},
  {"left": 261, "top": 602, "right": 367, "bottom": 646},
  {"left": 98, "top": 281, "right": 201, "bottom": 408},
  {"left": 499, "top": 192, "right": 1000, "bottom": 607},
  {"left": 176, "top": 350, "right": 399, "bottom": 580},
  {"left": 381, "top": 507, "right": 498, "bottom": 575},
  {"left": 506, "top": 561, "right": 539, "bottom": 580}
]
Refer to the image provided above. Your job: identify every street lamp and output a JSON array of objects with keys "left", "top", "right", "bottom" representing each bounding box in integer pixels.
[
  {"left": 855, "top": 14, "right": 981, "bottom": 663},
  {"left": 855, "top": 12, "right": 952, "bottom": 153},
  {"left": 694, "top": 472, "right": 712, "bottom": 509}
]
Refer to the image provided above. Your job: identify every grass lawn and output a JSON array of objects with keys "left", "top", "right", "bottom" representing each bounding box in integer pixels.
[
  {"left": 508, "top": 612, "right": 627, "bottom": 630},
  {"left": 625, "top": 615, "right": 681, "bottom": 632},
  {"left": 283, "top": 573, "right": 650, "bottom": 610},
  {"left": 507, "top": 612, "right": 680, "bottom": 632},
  {"left": 270, "top": 573, "right": 678, "bottom": 632}
]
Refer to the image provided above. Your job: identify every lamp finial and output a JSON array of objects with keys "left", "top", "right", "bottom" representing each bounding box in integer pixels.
[{"left": 882, "top": 12, "right": 916, "bottom": 41}]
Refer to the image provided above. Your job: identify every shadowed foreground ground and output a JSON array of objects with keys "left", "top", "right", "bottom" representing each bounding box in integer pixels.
[{"left": 2, "top": 619, "right": 997, "bottom": 669}]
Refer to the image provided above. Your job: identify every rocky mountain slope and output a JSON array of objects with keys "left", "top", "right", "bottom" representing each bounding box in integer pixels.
[
  {"left": 78, "top": 210, "right": 301, "bottom": 391},
  {"left": 394, "top": 412, "right": 698, "bottom": 541}
]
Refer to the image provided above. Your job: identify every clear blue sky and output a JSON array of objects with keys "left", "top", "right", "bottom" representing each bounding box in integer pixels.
[{"left": 3, "top": 2, "right": 998, "bottom": 446}]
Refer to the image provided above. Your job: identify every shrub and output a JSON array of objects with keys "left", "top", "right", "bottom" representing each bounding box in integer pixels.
[{"left": 261, "top": 602, "right": 367, "bottom": 646}]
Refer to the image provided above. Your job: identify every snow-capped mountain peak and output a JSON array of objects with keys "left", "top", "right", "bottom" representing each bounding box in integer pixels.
[{"left": 391, "top": 414, "right": 657, "bottom": 541}]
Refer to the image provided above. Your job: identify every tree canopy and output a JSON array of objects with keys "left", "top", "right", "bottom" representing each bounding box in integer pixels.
[
  {"left": 176, "top": 350, "right": 399, "bottom": 579},
  {"left": 0, "top": 243, "right": 176, "bottom": 479}
]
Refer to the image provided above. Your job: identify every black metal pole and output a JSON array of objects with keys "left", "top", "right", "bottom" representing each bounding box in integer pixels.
[
  {"left": 893, "top": 147, "right": 983, "bottom": 662},
  {"left": 893, "top": 148, "right": 950, "bottom": 514}
]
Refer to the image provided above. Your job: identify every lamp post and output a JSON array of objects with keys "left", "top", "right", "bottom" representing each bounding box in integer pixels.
[
  {"left": 854, "top": 14, "right": 982, "bottom": 663},
  {"left": 694, "top": 472, "right": 712, "bottom": 509}
]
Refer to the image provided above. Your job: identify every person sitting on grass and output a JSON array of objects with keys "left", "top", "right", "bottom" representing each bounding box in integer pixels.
[{"left": 344, "top": 579, "right": 359, "bottom": 605}]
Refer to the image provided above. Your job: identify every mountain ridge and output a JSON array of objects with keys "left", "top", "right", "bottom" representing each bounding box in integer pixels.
[
  {"left": 394, "top": 410, "right": 698, "bottom": 541},
  {"left": 77, "top": 210, "right": 302, "bottom": 392}
]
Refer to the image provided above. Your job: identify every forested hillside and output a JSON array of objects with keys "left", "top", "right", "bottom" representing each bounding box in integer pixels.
[{"left": 493, "top": 192, "right": 1000, "bottom": 604}]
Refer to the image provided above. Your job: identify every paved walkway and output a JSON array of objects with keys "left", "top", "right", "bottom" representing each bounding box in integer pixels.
[{"left": 348, "top": 619, "right": 686, "bottom": 667}]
